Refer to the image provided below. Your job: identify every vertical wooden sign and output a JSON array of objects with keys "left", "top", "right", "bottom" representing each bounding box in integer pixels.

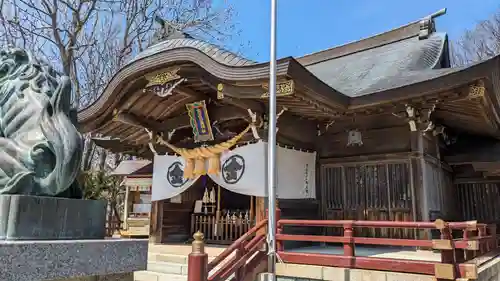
[{"left": 186, "top": 100, "right": 214, "bottom": 143}]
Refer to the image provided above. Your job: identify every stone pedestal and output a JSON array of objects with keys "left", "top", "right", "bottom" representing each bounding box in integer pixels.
[
  {"left": 0, "top": 238, "right": 148, "bottom": 281},
  {"left": 0, "top": 195, "right": 106, "bottom": 240},
  {"left": 0, "top": 239, "right": 148, "bottom": 281}
]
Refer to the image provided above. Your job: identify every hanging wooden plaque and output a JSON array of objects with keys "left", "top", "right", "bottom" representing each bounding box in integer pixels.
[{"left": 186, "top": 100, "right": 214, "bottom": 143}]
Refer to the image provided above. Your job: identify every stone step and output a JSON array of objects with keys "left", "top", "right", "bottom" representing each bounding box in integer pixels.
[
  {"left": 147, "top": 261, "right": 188, "bottom": 275},
  {"left": 148, "top": 253, "right": 188, "bottom": 264},
  {"left": 134, "top": 270, "right": 187, "bottom": 281},
  {"left": 148, "top": 252, "right": 217, "bottom": 264},
  {"left": 148, "top": 243, "right": 226, "bottom": 257}
]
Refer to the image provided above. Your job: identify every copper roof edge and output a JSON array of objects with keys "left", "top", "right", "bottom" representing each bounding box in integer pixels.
[{"left": 297, "top": 8, "right": 448, "bottom": 66}]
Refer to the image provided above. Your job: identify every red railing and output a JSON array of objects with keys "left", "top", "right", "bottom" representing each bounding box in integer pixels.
[
  {"left": 276, "top": 219, "right": 499, "bottom": 280},
  {"left": 187, "top": 212, "right": 499, "bottom": 281},
  {"left": 188, "top": 219, "right": 269, "bottom": 281}
]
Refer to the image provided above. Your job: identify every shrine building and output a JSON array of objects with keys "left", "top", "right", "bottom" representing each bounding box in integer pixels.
[{"left": 78, "top": 9, "right": 500, "bottom": 244}]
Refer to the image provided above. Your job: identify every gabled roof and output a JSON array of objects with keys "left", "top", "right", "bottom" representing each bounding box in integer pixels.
[
  {"left": 304, "top": 33, "right": 448, "bottom": 97},
  {"left": 110, "top": 160, "right": 152, "bottom": 176},
  {"left": 296, "top": 9, "right": 449, "bottom": 97}
]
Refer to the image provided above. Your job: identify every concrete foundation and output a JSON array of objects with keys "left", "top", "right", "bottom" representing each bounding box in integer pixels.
[
  {"left": 0, "top": 238, "right": 148, "bottom": 281},
  {"left": 276, "top": 259, "right": 500, "bottom": 281},
  {"left": 478, "top": 253, "right": 500, "bottom": 281},
  {"left": 0, "top": 195, "right": 106, "bottom": 240},
  {"left": 276, "top": 263, "right": 435, "bottom": 281},
  {"left": 48, "top": 273, "right": 133, "bottom": 281},
  {"left": 276, "top": 258, "right": 500, "bottom": 281}
]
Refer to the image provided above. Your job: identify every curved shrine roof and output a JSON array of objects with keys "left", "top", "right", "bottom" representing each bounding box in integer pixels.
[
  {"left": 93, "top": 9, "right": 457, "bottom": 103},
  {"left": 127, "top": 38, "right": 256, "bottom": 67},
  {"left": 123, "top": 16, "right": 449, "bottom": 99},
  {"left": 78, "top": 10, "right": 500, "bottom": 155},
  {"left": 305, "top": 32, "right": 448, "bottom": 97},
  {"left": 78, "top": 9, "right": 500, "bottom": 127}
]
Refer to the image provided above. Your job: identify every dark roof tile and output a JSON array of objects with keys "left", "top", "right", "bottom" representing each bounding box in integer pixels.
[
  {"left": 127, "top": 39, "right": 255, "bottom": 67},
  {"left": 305, "top": 33, "right": 448, "bottom": 97}
]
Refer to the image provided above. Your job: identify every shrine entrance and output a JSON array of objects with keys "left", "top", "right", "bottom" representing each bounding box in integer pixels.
[
  {"left": 151, "top": 141, "right": 316, "bottom": 245},
  {"left": 160, "top": 175, "right": 256, "bottom": 245},
  {"left": 190, "top": 176, "right": 255, "bottom": 244}
]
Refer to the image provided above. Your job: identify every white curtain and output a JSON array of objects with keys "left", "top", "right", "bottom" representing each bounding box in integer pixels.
[
  {"left": 151, "top": 155, "right": 200, "bottom": 201},
  {"left": 209, "top": 141, "right": 316, "bottom": 199},
  {"left": 208, "top": 142, "right": 267, "bottom": 197},
  {"left": 151, "top": 141, "right": 316, "bottom": 201},
  {"left": 276, "top": 144, "right": 316, "bottom": 199}
]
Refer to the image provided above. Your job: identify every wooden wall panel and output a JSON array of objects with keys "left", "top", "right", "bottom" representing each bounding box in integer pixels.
[
  {"left": 319, "top": 127, "right": 411, "bottom": 158},
  {"left": 320, "top": 161, "right": 414, "bottom": 238},
  {"left": 161, "top": 180, "right": 204, "bottom": 243},
  {"left": 456, "top": 183, "right": 500, "bottom": 224},
  {"left": 422, "top": 135, "right": 438, "bottom": 157},
  {"left": 423, "top": 159, "right": 456, "bottom": 221}
]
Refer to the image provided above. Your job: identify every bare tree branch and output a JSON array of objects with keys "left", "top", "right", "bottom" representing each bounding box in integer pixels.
[
  {"left": 452, "top": 8, "right": 500, "bottom": 66},
  {"left": 0, "top": 0, "right": 243, "bottom": 203}
]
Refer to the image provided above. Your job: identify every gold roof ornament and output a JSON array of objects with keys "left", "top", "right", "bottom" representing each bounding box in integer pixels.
[
  {"left": 468, "top": 85, "right": 485, "bottom": 99},
  {"left": 145, "top": 68, "right": 181, "bottom": 87},
  {"left": 143, "top": 68, "right": 185, "bottom": 98},
  {"left": 261, "top": 80, "right": 294, "bottom": 98}
]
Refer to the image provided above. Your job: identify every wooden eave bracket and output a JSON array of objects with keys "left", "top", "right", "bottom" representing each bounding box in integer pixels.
[
  {"left": 216, "top": 79, "right": 295, "bottom": 100},
  {"left": 400, "top": 104, "right": 437, "bottom": 133},
  {"left": 467, "top": 84, "right": 486, "bottom": 99},
  {"left": 473, "top": 81, "right": 500, "bottom": 132}
]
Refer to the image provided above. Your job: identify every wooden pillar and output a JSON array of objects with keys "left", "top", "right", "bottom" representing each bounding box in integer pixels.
[
  {"left": 149, "top": 200, "right": 164, "bottom": 244},
  {"left": 188, "top": 231, "right": 208, "bottom": 281},
  {"left": 410, "top": 128, "right": 428, "bottom": 240},
  {"left": 416, "top": 133, "right": 430, "bottom": 222},
  {"left": 123, "top": 185, "right": 130, "bottom": 230},
  {"left": 255, "top": 197, "right": 266, "bottom": 236}
]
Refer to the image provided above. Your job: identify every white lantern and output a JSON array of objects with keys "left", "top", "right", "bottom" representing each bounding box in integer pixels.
[{"left": 347, "top": 130, "right": 363, "bottom": 146}]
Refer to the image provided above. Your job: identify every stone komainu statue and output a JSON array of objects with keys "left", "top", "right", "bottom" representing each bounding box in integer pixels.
[{"left": 0, "top": 48, "right": 83, "bottom": 198}]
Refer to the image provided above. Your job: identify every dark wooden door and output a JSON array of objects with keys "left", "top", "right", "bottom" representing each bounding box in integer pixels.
[{"left": 321, "top": 162, "right": 413, "bottom": 238}]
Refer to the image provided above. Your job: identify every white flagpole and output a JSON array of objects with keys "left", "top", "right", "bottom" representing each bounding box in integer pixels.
[{"left": 266, "top": 0, "right": 278, "bottom": 279}]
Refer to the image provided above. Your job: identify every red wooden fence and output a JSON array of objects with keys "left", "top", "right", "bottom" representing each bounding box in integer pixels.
[
  {"left": 276, "top": 219, "right": 498, "bottom": 280},
  {"left": 187, "top": 213, "right": 499, "bottom": 281}
]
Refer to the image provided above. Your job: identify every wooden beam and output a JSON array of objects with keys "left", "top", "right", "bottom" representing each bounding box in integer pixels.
[
  {"left": 454, "top": 176, "right": 500, "bottom": 184},
  {"left": 114, "top": 105, "right": 252, "bottom": 133},
  {"left": 472, "top": 162, "right": 500, "bottom": 171},
  {"left": 175, "top": 84, "right": 266, "bottom": 119},
  {"left": 446, "top": 153, "right": 500, "bottom": 165},
  {"left": 197, "top": 77, "right": 266, "bottom": 113},
  {"left": 115, "top": 104, "right": 318, "bottom": 145},
  {"left": 216, "top": 80, "right": 295, "bottom": 99}
]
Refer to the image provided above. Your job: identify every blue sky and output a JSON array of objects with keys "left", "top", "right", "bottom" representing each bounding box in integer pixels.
[{"left": 223, "top": 0, "right": 499, "bottom": 62}]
